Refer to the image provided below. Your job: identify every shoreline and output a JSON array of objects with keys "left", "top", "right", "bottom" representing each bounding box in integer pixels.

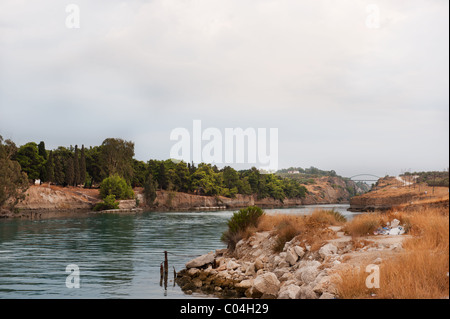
[{"left": 0, "top": 203, "right": 352, "bottom": 220}]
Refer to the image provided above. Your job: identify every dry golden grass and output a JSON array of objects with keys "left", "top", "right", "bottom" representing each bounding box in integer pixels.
[
  {"left": 337, "top": 207, "right": 449, "bottom": 299},
  {"left": 344, "top": 210, "right": 414, "bottom": 237},
  {"left": 255, "top": 209, "right": 346, "bottom": 252}
]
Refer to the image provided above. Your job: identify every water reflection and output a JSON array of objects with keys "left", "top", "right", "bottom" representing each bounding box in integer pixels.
[{"left": 0, "top": 204, "right": 351, "bottom": 298}]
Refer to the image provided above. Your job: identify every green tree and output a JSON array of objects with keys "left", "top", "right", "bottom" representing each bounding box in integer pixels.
[
  {"left": 99, "top": 174, "right": 134, "bottom": 200},
  {"left": 93, "top": 194, "right": 119, "bottom": 211},
  {"left": 131, "top": 159, "right": 148, "bottom": 187},
  {"left": 157, "top": 162, "right": 168, "bottom": 190},
  {"left": 74, "top": 145, "right": 80, "bottom": 185},
  {"left": 100, "top": 138, "right": 134, "bottom": 182},
  {"left": 65, "top": 157, "right": 75, "bottom": 186},
  {"left": 54, "top": 156, "right": 65, "bottom": 185},
  {"left": 14, "top": 142, "right": 45, "bottom": 181},
  {"left": 46, "top": 151, "right": 55, "bottom": 183},
  {"left": 80, "top": 145, "right": 86, "bottom": 186},
  {"left": 85, "top": 146, "right": 103, "bottom": 184},
  {"left": 143, "top": 173, "right": 158, "bottom": 206},
  {"left": 38, "top": 141, "right": 47, "bottom": 160},
  {"left": 0, "top": 136, "right": 29, "bottom": 208}
]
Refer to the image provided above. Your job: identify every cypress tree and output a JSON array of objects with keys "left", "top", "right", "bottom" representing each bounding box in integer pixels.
[
  {"left": 80, "top": 145, "right": 86, "bottom": 186},
  {"left": 38, "top": 141, "right": 47, "bottom": 160},
  {"left": 158, "top": 162, "right": 168, "bottom": 190},
  {"left": 65, "top": 157, "right": 75, "bottom": 186},
  {"left": 74, "top": 145, "right": 80, "bottom": 186},
  {"left": 46, "top": 151, "right": 54, "bottom": 183},
  {"left": 54, "top": 156, "right": 64, "bottom": 185}
]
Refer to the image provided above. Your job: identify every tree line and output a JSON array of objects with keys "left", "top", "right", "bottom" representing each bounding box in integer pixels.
[{"left": 1, "top": 136, "right": 308, "bottom": 207}]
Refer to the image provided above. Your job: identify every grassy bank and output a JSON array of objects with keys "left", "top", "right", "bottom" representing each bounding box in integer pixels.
[{"left": 337, "top": 206, "right": 449, "bottom": 299}]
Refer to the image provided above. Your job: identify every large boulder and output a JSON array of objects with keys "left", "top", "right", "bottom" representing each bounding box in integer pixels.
[
  {"left": 294, "top": 246, "right": 305, "bottom": 258},
  {"left": 285, "top": 247, "right": 298, "bottom": 266},
  {"left": 319, "top": 243, "right": 338, "bottom": 259},
  {"left": 295, "top": 261, "right": 321, "bottom": 285},
  {"left": 278, "top": 284, "right": 301, "bottom": 299},
  {"left": 253, "top": 272, "right": 281, "bottom": 297},
  {"left": 296, "top": 284, "right": 318, "bottom": 299},
  {"left": 185, "top": 252, "right": 215, "bottom": 269}
]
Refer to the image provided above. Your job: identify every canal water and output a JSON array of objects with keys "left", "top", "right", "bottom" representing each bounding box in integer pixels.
[{"left": 0, "top": 204, "right": 355, "bottom": 299}]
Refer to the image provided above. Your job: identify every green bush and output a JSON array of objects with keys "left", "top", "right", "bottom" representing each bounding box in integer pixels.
[
  {"left": 99, "top": 174, "right": 134, "bottom": 200},
  {"left": 93, "top": 194, "right": 119, "bottom": 211},
  {"left": 221, "top": 206, "right": 265, "bottom": 250}
]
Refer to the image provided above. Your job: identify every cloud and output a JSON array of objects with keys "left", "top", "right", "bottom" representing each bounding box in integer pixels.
[{"left": 0, "top": 0, "right": 448, "bottom": 176}]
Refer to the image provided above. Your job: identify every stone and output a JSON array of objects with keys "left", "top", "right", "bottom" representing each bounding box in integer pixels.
[
  {"left": 245, "top": 262, "right": 256, "bottom": 276},
  {"left": 278, "top": 284, "right": 301, "bottom": 299},
  {"left": 319, "top": 292, "right": 336, "bottom": 299},
  {"left": 319, "top": 243, "right": 338, "bottom": 259},
  {"left": 255, "top": 258, "right": 264, "bottom": 270},
  {"left": 295, "top": 261, "right": 321, "bottom": 285},
  {"left": 313, "top": 276, "right": 332, "bottom": 294},
  {"left": 187, "top": 268, "right": 200, "bottom": 276},
  {"left": 227, "top": 260, "right": 240, "bottom": 270},
  {"left": 296, "top": 284, "right": 318, "bottom": 299},
  {"left": 285, "top": 247, "right": 298, "bottom": 266},
  {"left": 186, "top": 252, "right": 215, "bottom": 269},
  {"left": 236, "top": 279, "right": 254, "bottom": 290},
  {"left": 294, "top": 246, "right": 305, "bottom": 258},
  {"left": 253, "top": 272, "right": 281, "bottom": 297},
  {"left": 192, "top": 278, "right": 203, "bottom": 288}
]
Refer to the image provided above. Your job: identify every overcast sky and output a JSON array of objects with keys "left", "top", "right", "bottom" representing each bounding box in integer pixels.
[{"left": 0, "top": 0, "right": 448, "bottom": 177}]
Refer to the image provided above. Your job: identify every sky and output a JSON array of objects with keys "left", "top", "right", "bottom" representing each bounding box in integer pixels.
[{"left": 0, "top": 0, "right": 448, "bottom": 178}]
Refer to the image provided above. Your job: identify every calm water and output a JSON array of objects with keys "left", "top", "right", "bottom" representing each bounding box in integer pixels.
[{"left": 0, "top": 204, "right": 353, "bottom": 299}]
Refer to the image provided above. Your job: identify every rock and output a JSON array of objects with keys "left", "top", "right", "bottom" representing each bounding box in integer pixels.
[
  {"left": 273, "top": 267, "right": 290, "bottom": 280},
  {"left": 296, "top": 284, "right": 318, "bottom": 299},
  {"left": 313, "top": 276, "right": 332, "bottom": 294},
  {"left": 236, "top": 279, "right": 254, "bottom": 291},
  {"left": 187, "top": 268, "right": 200, "bottom": 276},
  {"left": 192, "top": 278, "right": 203, "bottom": 288},
  {"left": 245, "top": 262, "right": 256, "bottom": 276},
  {"left": 278, "top": 284, "right": 301, "bottom": 299},
  {"left": 255, "top": 258, "right": 264, "bottom": 270},
  {"left": 294, "top": 246, "right": 305, "bottom": 258},
  {"left": 319, "top": 243, "right": 338, "bottom": 259},
  {"left": 319, "top": 292, "right": 336, "bottom": 299},
  {"left": 295, "top": 261, "right": 321, "bottom": 285},
  {"left": 253, "top": 272, "right": 281, "bottom": 297},
  {"left": 245, "top": 287, "right": 263, "bottom": 298},
  {"left": 186, "top": 252, "right": 215, "bottom": 269},
  {"left": 285, "top": 247, "right": 298, "bottom": 266},
  {"left": 227, "top": 260, "right": 240, "bottom": 270}
]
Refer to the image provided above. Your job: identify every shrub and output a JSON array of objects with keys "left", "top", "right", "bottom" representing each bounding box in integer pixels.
[
  {"left": 99, "top": 174, "right": 134, "bottom": 200},
  {"left": 93, "top": 194, "right": 119, "bottom": 211},
  {"left": 221, "top": 206, "right": 265, "bottom": 249}
]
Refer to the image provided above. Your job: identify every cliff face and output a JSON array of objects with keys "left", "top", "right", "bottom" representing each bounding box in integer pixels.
[
  {"left": 145, "top": 190, "right": 304, "bottom": 211},
  {"left": 1, "top": 177, "right": 361, "bottom": 218},
  {"left": 349, "top": 177, "right": 450, "bottom": 212},
  {"left": 301, "top": 176, "right": 360, "bottom": 205}
]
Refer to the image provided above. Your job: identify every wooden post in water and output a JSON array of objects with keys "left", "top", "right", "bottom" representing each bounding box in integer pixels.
[
  {"left": 160, "top": 262, "right": 163, "bottom": 287},
  {"left": 163, "top": 251, "right": 168, "bottom": 290}
]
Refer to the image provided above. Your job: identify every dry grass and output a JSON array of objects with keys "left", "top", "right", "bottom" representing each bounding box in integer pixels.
[
  {"left": 255, "top": 209, "right": 346, "bottom": 252},
  {"left": 337, "top": 207, "right": 449, "bottom": 299},
  {"left": 344, "top": 210, "right": 413, "bottom": 237}
]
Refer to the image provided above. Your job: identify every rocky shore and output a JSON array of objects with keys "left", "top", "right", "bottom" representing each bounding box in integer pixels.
[{"left": 176, "top": 226, "right": 406, "bottom": 299}]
